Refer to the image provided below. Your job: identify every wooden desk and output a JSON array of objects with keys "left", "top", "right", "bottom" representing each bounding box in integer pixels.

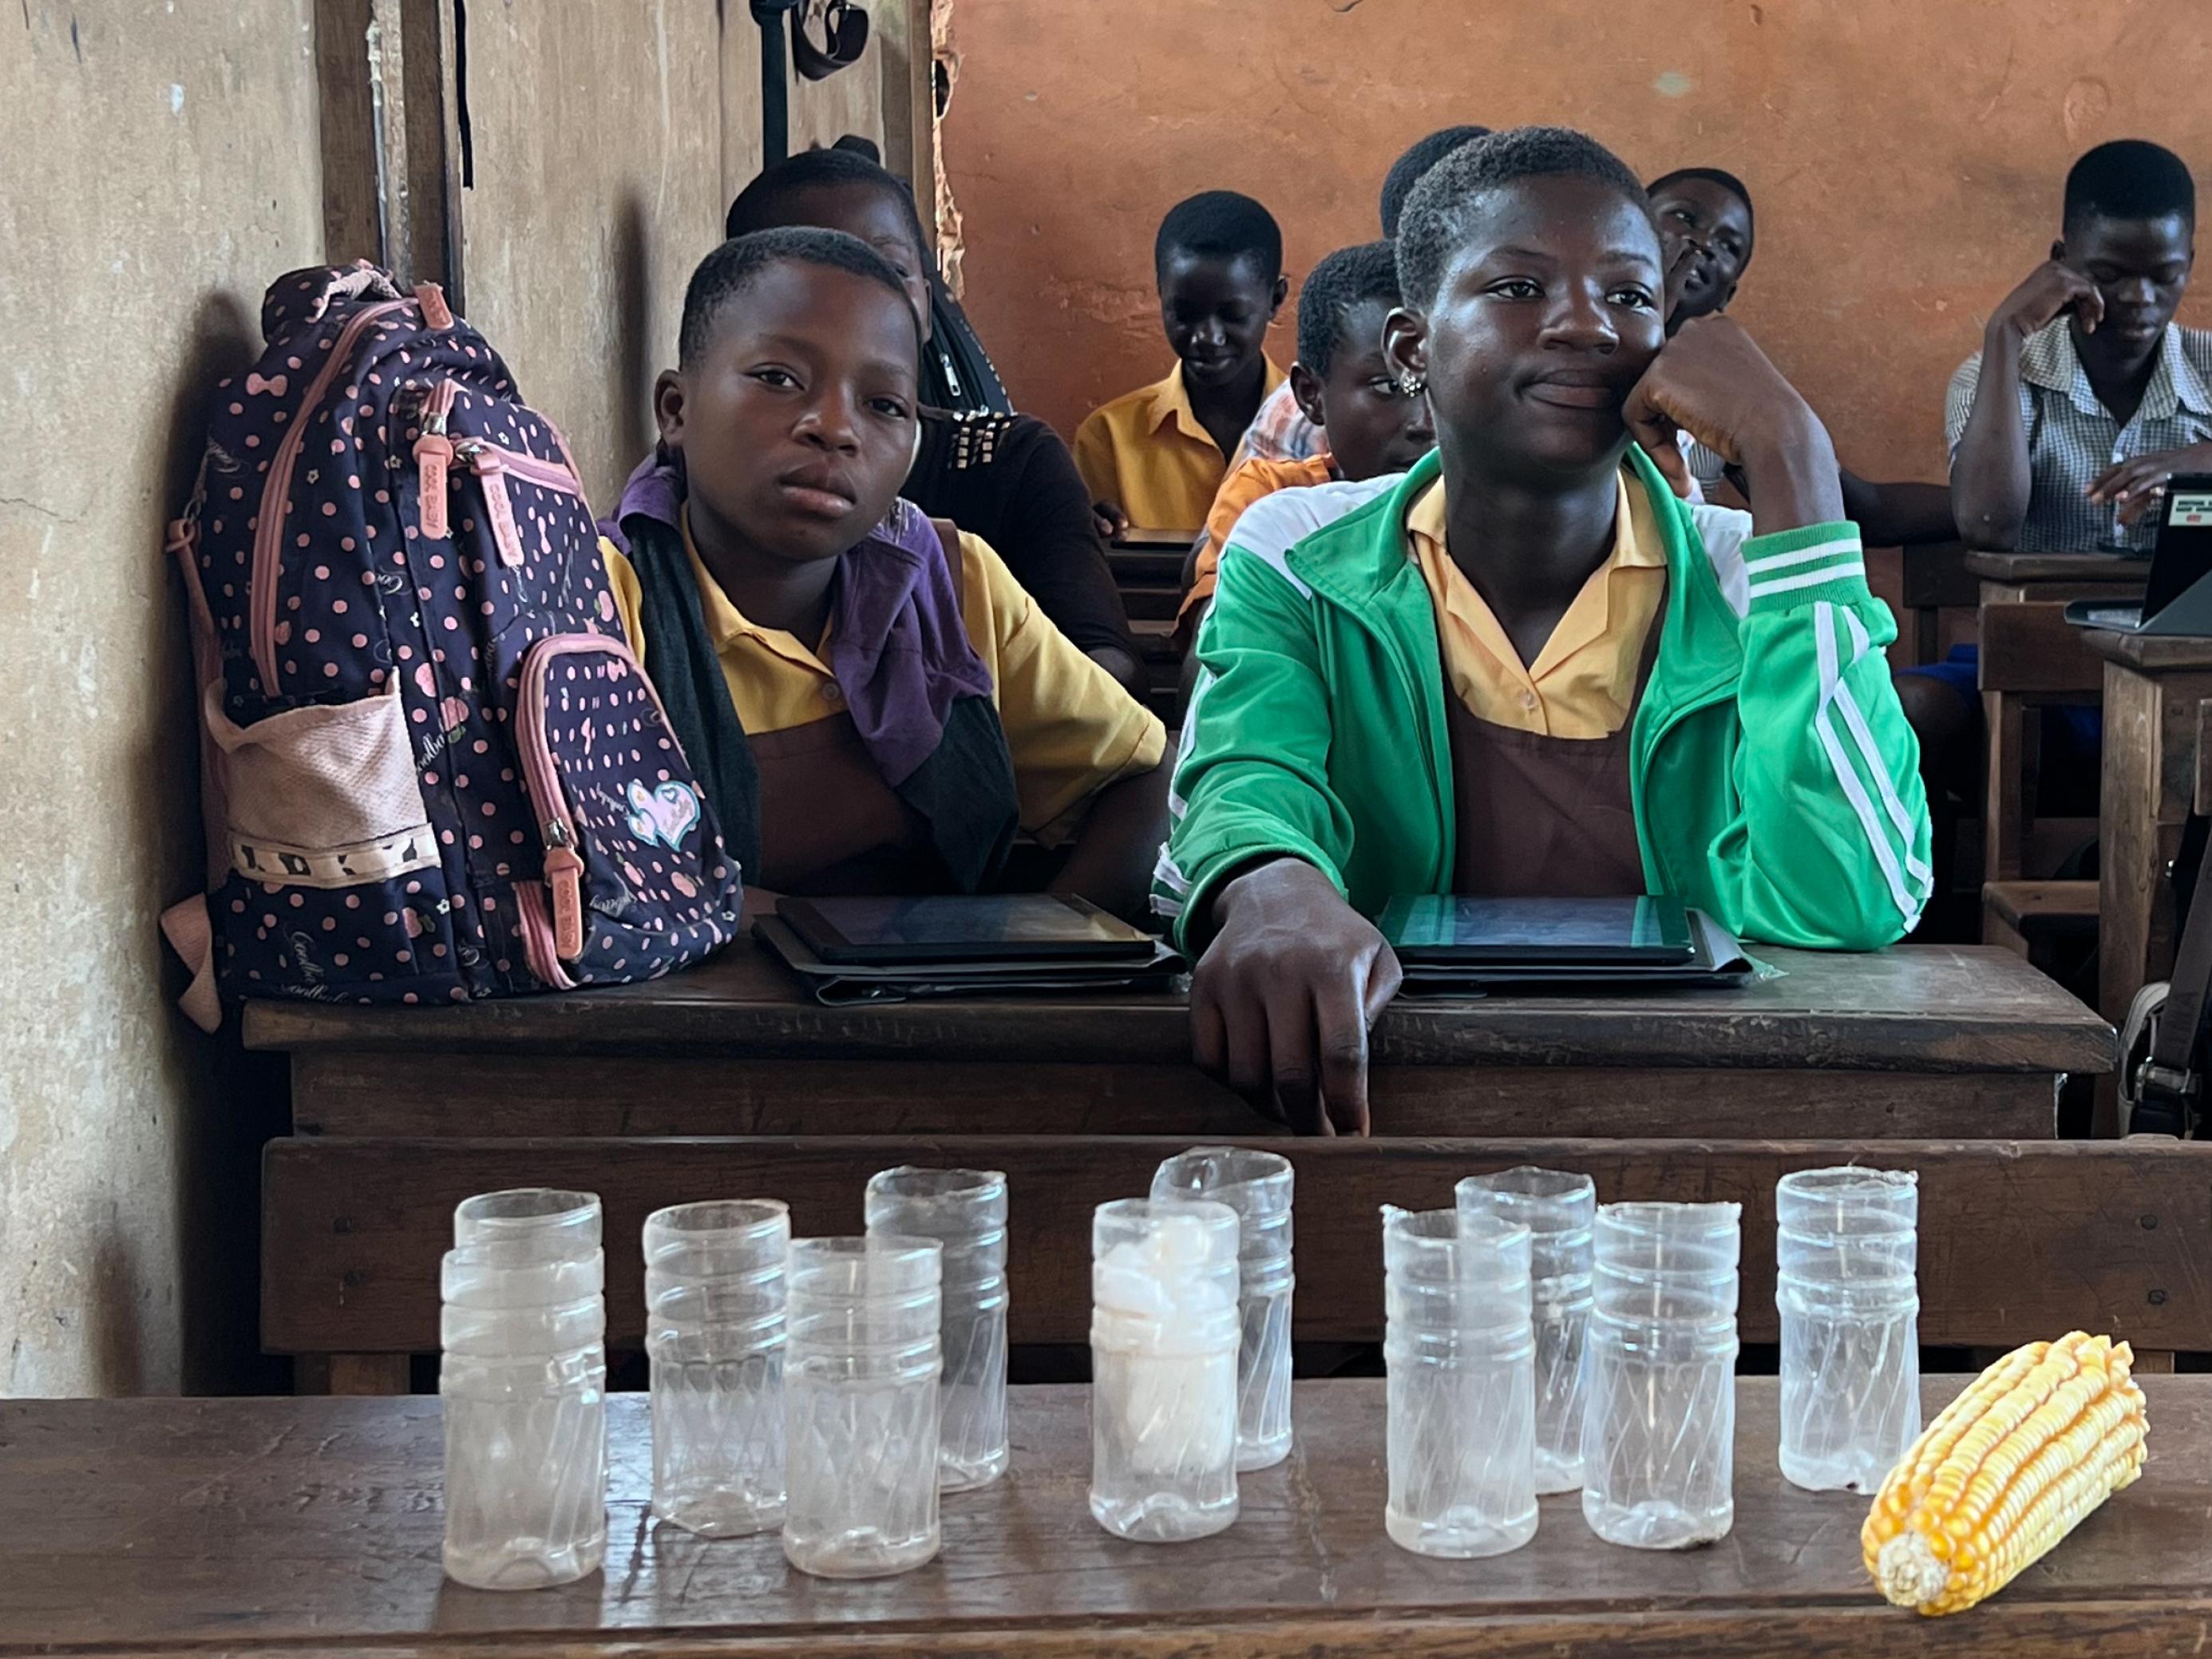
[
  {"left": 1967, "top": 551, "right": 2147, "bottom": 885},
  {"left": 6, "top": 1379, "right": 2207, "bottom": 1657},
  {"left": 246, "top": 942, "right": 2111, "bottom": 1387},
  {"left": 246, "top": 940, "right": 2107, "bottom": 1141},
  {"left": 2090, "top": 628, "right": 2212, "bottom": 1130}
]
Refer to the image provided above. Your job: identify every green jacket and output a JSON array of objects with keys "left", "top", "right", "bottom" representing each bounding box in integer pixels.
[{"left": 1155, "top": 447, "right": 1933, "bottom": 952}]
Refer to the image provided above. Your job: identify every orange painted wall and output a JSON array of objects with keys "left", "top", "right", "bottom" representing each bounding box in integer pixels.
[{"left": 939, "top": 0, "right": 2212, "bottom": 484}]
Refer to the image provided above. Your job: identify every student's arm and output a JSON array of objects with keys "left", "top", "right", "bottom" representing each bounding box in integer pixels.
[
  {"left": 995, "top": 419, "right": 1144, "bottom": 695},
  {"left": 1047, "top": 755, "right": 1172, "bottom": 922},
  {"left": 1071, "top": 410, "right": 1130, "bottom": 539},
  {"left": 1948, "top": 262, "right": 2103, "bottom": 550},
  {"left": 1838, "top": 472, "right": 1958, "bottom": 546},
  {"left": 962, "top": 534, "right": 1167, "bottom": 914},
  {"left": 1156, "top": 519, "right": 1400, "bottom": 1134},
  {"left": 1628, "top": 318, "right": 1934, "bottom": 948}
]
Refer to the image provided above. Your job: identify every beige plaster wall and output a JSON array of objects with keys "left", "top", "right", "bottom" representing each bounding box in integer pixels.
[{"left": 0, "top": 0, "right": 323, "bottom": 1396}]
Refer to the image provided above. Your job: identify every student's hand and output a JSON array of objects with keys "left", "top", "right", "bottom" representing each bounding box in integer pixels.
[
  {"left": 1988, "top": 259, "right": 2104, "bottom": 345},
  {"left": 1662, "top": 237, "right": 1705, "bottom": 330},
  {"left": 1624, "top": 315, "right": 1846, "bottom": 532},
  {"left": 2087, "top": 442, "right": 2212, "bottom": 528},
  {"left": 1093, "top": 500, "right": 1131, "bottom": 541},
  {"left": 1189, "top": 857, "right": 1402, "bottom": 1135}
]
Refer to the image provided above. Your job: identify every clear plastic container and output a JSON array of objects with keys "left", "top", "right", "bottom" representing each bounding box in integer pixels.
[
  {"left": 1089, "top": 1198, "right": 1241, "bottom": 1542},
  {"left": 1775, "top": 1167, "right": 1921, "bottom": 1494},
  {"left": 782, "top": 1236, "right": 944, "bottom": 1578},
  {"left": 643, "top": 1199, "right": 790, "bottom": 1538},
  {"left": 452, "top": 1187, "right": 603, "bottom": 1259},
  {"left": 1150, "top": 1148, "right": 1295, "bottom": 1472},
  {"left": 1382, "top": 1206, "right": 1538, "bottom": 1558},
  {"left": 865, "top": 1167, "right": 1010, "bottom": 1491},
  {"left": 440, "top": 1188, "right": 607, "bottom": 1590},
  {"left": 1456, "top": 1166, "right": 1595, "bottom": 1495},
  {"left": 1581, "top": 1201, "right": 1740, "bottom": 1550}
]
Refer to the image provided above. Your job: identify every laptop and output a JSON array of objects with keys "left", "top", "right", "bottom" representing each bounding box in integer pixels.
[{"left": 2065, "top": 476, "right": 2212, "bottom": 635}]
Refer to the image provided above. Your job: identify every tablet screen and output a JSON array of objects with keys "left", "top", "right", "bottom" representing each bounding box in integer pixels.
[
  {"left": 777, "top": 893, "right": 1158, "bottom": 964},
  {"left": 1379, "top": 895, "right": 1697, "bottom": 964}
]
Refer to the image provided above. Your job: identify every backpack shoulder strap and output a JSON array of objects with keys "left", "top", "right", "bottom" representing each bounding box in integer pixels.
[{"left": 2142, "top": 837, "right": 2212, "bottom": 1123}]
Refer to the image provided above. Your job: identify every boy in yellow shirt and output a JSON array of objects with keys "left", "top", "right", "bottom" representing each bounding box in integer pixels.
[
  {"left": 1074, "top": 191, "right": 1289, "bottom": 533},
  {"left": 1177, "top": 240, "right": 1436, "bottom": 649}
]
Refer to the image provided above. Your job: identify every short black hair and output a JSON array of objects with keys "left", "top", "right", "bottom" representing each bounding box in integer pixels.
[
  {"left": 678, "top": 228, "right": 916, "bottom": 368},
  {"left": 725, "top": 147, "right": 928, "bottom": 259},
  {"left": 1395, "top": 125, "right": 1656, "bottom": 310},
  {"left": 2064, "top": 140, "right": 2197, "bottom": 233},
  {"left": 1379, "top": 125, "right": 1492, "bottom": 237},
  {"left": 1153, "top": 190, "right": 1283, "bottom": 283},
  {"left": 1297, "top": 241, "right": 1403, "bottom": 377},
  {"left": 1646, "top": 165, "right": 1756, "bottom": 243}
]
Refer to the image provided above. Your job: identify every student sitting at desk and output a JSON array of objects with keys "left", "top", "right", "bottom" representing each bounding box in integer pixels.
[
  {"left": 1909, "top": 142, "right": 2210, "bottom": 838},
  {"left": 1177, "top": 240, "right": 1437, "bottom": 651},
  {"left": 722, "top": 147, "right": 1144, "bottom": 695},
  {"left": 1949, "top": 140, "right": 2212, "bottom": 555},
  {"left": 1233, "top": 125, "right": 1490, "bottom": 472},
  {"left": 1154, "top": 128, "right": 1933, "bottom": 1134},
  {"left": 1074, "top": 191, "right": 1289, "bottom": 535},
  {"left": 1648, "top": 165, "right": 1957, "bottom": 546},
  {"left": 600, "top": 229, "right": 1169, "bottom": 918}
]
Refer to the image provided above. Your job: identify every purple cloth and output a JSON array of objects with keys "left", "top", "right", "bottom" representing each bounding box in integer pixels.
[{"left": 608, "top": 448, "right": 993, "bottom": 787}]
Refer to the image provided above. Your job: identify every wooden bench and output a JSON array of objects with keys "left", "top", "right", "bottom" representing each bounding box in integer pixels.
[
  {"left": 263, "top": 1135, "right": 2195, "bottom": 1385},
  {"left": 1984, "top": 878, "right": 2099, "bottom": 976},
  {"left": 6, "top": 1379, "right": 2208, "bottom": 1656}
]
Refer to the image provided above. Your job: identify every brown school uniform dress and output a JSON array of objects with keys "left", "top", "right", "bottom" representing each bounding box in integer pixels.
[{"left": 1406, "top": 475, "right": 1668, "bottom": 894}]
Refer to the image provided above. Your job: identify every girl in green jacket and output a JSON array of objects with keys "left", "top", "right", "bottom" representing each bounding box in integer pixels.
[{"left": 1159, "top": 127, "right": 1933, "bottom": 1135}]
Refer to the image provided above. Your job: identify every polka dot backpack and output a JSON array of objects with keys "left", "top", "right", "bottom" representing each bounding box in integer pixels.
[{"left": 160, "top": 263, "right": 743, "bottom": 1027}]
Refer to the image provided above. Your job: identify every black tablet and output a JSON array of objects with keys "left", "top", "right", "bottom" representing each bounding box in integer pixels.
[
  {"left": 775, "top": 893, "right": 1161, "bottom": 966},
  {"left": 1379, "top": 894, "right": 1699, "bottom": 967}
]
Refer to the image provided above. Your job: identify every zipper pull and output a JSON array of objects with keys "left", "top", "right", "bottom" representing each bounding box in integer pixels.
[
  {"left": 414, "top": 431, "right": 452, "bottom": 540},
  {"left": 412, "top": 381, "right": 459, "bottom": 540},
  {"left": 544, "top": 833, "right": 586, "bottom": 961},
  {"left": 462, "top": 441, "right": 527, "bottom": 568}
]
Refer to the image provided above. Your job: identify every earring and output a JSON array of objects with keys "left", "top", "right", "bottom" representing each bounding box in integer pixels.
[{"left": 1396, "top": 370, "right": 1427, "bottom": 398}]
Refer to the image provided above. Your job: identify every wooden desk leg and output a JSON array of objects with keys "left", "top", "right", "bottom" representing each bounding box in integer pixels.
[
  {"left": 1985, "top": 689, "right": 2025, "bottom": 884},
  {"left": 2100, "top": 661, "right": 2176, "bottom": 1136},
  {"left": 295, "top": 1354, "right": 411, "bottom": 1396}
]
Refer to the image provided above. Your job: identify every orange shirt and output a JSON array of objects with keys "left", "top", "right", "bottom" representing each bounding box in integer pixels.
[
  {"left": 1406, "top": 475, "right": 1666, "bottom": 739},
  {"left": 1180, "top": 452, "right": 1336, "bottom": 632},
  {"left": 1072, "top": 360, "right": 1288, "bottom": 533}
]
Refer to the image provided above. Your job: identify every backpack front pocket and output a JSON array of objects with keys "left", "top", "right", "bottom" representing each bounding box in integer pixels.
[{"left": 509, "top": 633, "right": 742, "bottom": 990}]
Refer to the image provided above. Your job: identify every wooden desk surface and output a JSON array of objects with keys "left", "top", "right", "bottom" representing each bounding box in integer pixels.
[
  {"left": 242, "top": 939, "right": 2111, "bottom": 1078},
  {"left": 4, "top": 1379, "right": 2204, "bottom": 1657},
  {"left": 2086, "top": 627, "right": 2212, "bottom": 672},
  {"left": 1966, "top": 549, "right": 2153, "bottom": 584}
]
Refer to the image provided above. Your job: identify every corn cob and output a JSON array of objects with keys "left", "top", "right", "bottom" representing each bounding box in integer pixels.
[{"left": 1862, "top": 1331, "right": 2148, "bottom": 1615}]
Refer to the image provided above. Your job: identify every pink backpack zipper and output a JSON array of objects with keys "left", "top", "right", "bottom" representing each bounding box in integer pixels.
[{"left": 247, "top": 298, "right": 413, "bottom": 692}]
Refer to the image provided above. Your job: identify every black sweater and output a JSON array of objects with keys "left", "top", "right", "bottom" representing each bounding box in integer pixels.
[{"left": 904, "top": 407, "right": 1138, "bottom": 667}]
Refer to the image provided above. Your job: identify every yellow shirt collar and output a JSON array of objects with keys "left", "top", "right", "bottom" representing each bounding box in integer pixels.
[
  {"left": 679, "top": 505, "right": 833, "bottom": 671},
  {"left": 1142, "top": 358, "right": 1288, "bottom": 449}
]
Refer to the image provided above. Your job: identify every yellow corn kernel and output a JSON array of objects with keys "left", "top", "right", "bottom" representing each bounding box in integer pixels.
[{"left": 1862, "top": 1332, "right": 2147, "bottom": 1616}]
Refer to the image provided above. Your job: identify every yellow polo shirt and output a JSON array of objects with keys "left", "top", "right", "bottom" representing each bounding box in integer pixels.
[
  {"left": 1407, "top": 474, "right": 1666, "bottom": 739},
  {"left": 599, "top": 521, "right": 1165, "bottom": 837},
  {"left": 1072, "top": 359, "right": 1288, "bottom": 533}
]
